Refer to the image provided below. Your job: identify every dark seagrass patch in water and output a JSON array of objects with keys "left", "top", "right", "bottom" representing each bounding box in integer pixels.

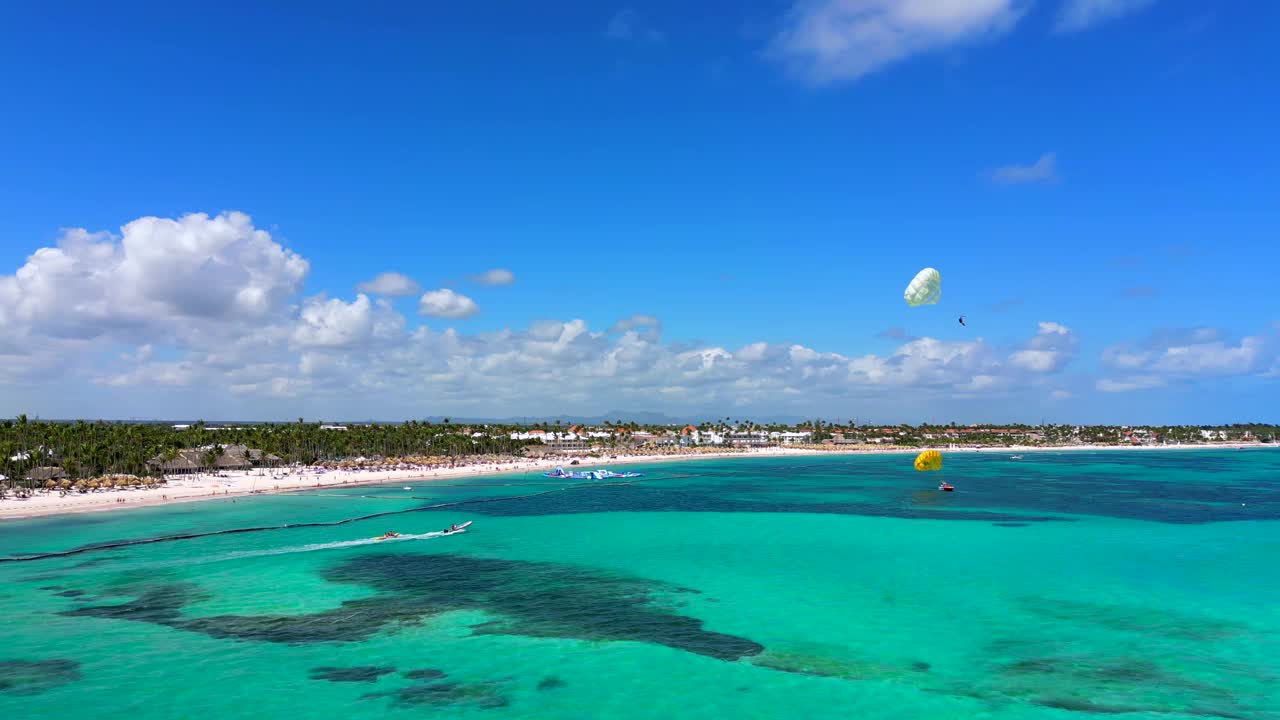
[
  {"left": 0, "top": 659, "right": 82, "bottom": 696},
  {"left": 62, "top": 553, "right": 764, "bottom": 662},
  {"left": 309, "top": 666, "right": 396, "bottom": 683}
]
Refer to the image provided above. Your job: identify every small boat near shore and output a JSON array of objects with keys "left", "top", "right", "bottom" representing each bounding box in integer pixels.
[{"left": 544, "top": 467, "right": 642, "bottom": 480}]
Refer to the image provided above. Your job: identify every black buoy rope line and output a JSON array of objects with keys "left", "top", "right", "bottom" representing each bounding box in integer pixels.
[
  {"left": 0, "top": 479, "right": 639, "bottom": 564},
  {"left": 0, "top": 465, "right": 748, "bottom": 565}
]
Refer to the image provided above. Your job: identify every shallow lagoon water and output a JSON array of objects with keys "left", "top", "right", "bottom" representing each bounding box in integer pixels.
[{"left": 2, "top": 450, "right": 1278, "bottom": 719}]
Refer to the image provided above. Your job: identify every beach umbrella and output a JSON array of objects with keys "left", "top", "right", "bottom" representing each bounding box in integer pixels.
[{"left": 904, "top": 268, "right": 942, "bottom": 307}]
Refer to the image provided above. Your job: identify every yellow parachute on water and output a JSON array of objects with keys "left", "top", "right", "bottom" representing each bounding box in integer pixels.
[
  {"left": 904, "top": 268, "right": 941, "bottom": 307},
  {"left": 913, "top": 449, "right": 943, "bottom": 472}
]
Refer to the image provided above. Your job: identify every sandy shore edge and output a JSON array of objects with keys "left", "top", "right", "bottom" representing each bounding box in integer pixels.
[{"left": 1, "top": 443, "right": 1273, "bottom": 521}]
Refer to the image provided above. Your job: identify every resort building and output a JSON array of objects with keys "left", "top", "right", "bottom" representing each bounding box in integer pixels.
[
  {"left": 543, "top": 435, "right": 589, "bottom": 453},
  {"left": 768, "top": 431, "right": 813, "bottom": 445}
]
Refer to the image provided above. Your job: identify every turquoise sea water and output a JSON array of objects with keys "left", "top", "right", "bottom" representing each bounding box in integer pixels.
[{"left": 2, "top": 450, "right": 1278, "bottom": 719}]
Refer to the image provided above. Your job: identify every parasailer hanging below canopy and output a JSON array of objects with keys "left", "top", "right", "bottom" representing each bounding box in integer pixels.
[
  {"left": 958, "top": 315, "right": 967, "bottom": 327},
  {"left": 904, "top": 268, "right": 941, "bottom": 307}
]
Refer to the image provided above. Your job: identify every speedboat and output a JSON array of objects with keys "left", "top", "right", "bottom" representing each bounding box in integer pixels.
[
  {"left": 544, "top": 467, "right": 642, "bottom": 480},
  {"left": 441, "top": 521, "right": 473, "bottom": 535},
  {"left": 1010, "top": 455, "right": 1023, "bottom": 460},
  {"left": 938, "top": 483, "right": 955, "bottom": 492}
]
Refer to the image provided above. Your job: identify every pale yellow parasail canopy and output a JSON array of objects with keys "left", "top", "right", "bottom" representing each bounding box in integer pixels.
[
  {"left": 904, "top": 268, "right": 942, "bottom": 307},
  {"left": 914, "top": 449, "right": 943, "bottom": 472}
]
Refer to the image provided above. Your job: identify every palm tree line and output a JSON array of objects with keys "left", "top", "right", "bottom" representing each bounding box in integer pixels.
[{"left": 0, "top": 416, "right": 535, "bottom": 490}]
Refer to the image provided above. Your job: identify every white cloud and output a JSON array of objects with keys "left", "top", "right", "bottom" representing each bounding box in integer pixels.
[
  {"left": 609, "top": 314, "right": 661, "bottom": 334},
  {"left": 1150, "top": 337, "right": 1265, "bottom": 375},
  {"left": 1056, "top": 0, "right": 1157, "bottom": 33},
  {"left": 770, "top": 0, "right": 1025, "bottom": 84},
  {"left": 1097, "top": 326, "right": 1279, "bottom": 391},
  {"left": 1101, "top": 348, "right": 1151, "bottom": 370},
  {"left": 293, "top": 294, "right": 403, "bottom": 349},
  {"left": 95, "top": 361, "right": 200, "bottom": 388},
  {"left": 1009, "top": 321, "right": 1077, "bottom": 372},
  {"left": 356, "top": 272, "right": 420, "bottom": 297},
  {"left": 1009, "top": 350, "right": 1059, "bottom": 372},
  {"left": 1097, "top": 376, "right": 1165, "bottom": 393},
  {"left": 0, "top": 212, "right": 1098, "bottom": 418},
  {"left": 990, "top": 153, "right": 1058, "bottom": 185},
  {"left": 419, "top": 289, "right": 480, "bottom": 319},
  {"left": 468, "top": 268, "right": 515, "bottom": 286},
  {"left": 0, "top": 212, "right": 307, "bottom": 344}
]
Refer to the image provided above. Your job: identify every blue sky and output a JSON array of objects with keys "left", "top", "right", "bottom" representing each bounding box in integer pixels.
[{"left": 0, "top": 0, "right": 1276, "bottom": 423}]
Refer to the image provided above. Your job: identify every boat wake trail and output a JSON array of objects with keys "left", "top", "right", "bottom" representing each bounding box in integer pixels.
[
  {"left": 215, "top": 529, "right": 461, "bottom": 563},
  {"left": 0, "top": 483, "right": 621, "bottom": 563}
]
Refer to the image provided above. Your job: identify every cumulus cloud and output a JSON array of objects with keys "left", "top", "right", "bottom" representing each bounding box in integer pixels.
[
  {"left": 18, "top": 211, "right": 1277, "bottom": 421},
  {"left": 293, "top": 294, "right": 403, "bottom": 349},
  {"left": 0, "top": 212, "right": 307, "bottom": 344},
  {"left": 990, "top": 153, "right": 1058, "bottom": 185},
  {"left": 468, "top": 268, "right": 515, "bottom": 286},
  {"left": 419, "top": 289, "right": 480, "bottom": 319},
  {"left": 770, "top": 0, "right": 1025, "bottom": 84},
  {"left": 1098, "top": 325, "right": 1279, "bottom": 392},
  {"left": 0, "top": 212, "right": 1100, "bottom": 417},
  {"left": 356, "top": 272, "right": 420, "bottom": 297},
  {"left": 1009, "top": 321, "right": 1077, "bottom": 373},
  {"left": 1056, "top": 0, "right": 1157, "bottom": 33}
]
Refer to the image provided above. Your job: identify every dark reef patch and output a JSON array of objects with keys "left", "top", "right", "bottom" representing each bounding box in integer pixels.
[
  {"left": 67, "top": 557, "right": 120, "bottom": 570},
  {"left": 992, "top": 522, "right": 1028, "bottom": 527},
  {"left": 750, "top": 649, "right": 919, "bottom": 681},
  {"left": 1032, "top": 697, "right": 1144, "bottom": 714},
  {"left": 536, "top": 675, "right": 565, "bottom": 691},
  {"left": 976, "top": 647, "right": 1255, "bottom": 719},
  {"left": 451, "top": 451, "right": 1280, "bottom": 525},
  {"left": 329, "top": 553, "right": 764, "bottom": 661},
  {"left": 64, "top": 582, "right": 202, "bottom": 625},
  {"left": 0, "top": 659, "right": 82, "bottom": 696},
  {"left": 454, "top": 483, "right": 1068, "bottom": 525},
  {"left": 364, "top": 680, "right": 509, "bottom": 709},
  {"left": 1018, "top": 597, "right": 1248, "bottom": 641},
  {"left": 309, "top": 666, "right": 396, "bottom": 683},
  {"left": 55, "top": 589, "right": 86, "bottom": 598},
  {"left": 61, "top": 553, "right": 764, "bottom": 662},
  {"left": 404, "top": 668, "right": 447, "bottom": 681}
]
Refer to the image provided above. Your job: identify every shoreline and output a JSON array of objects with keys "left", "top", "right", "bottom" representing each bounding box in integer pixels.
[{"left": 1, "top": 442, "right": 1273, "bottom": 521}]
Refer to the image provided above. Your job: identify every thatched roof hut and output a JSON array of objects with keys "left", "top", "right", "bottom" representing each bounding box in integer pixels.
[
  {"left": 26, "top": 466, "right": 68, "bottom": 481},
  {"left": 147, "top": 446, "right": 279, "bottom": 473}
]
